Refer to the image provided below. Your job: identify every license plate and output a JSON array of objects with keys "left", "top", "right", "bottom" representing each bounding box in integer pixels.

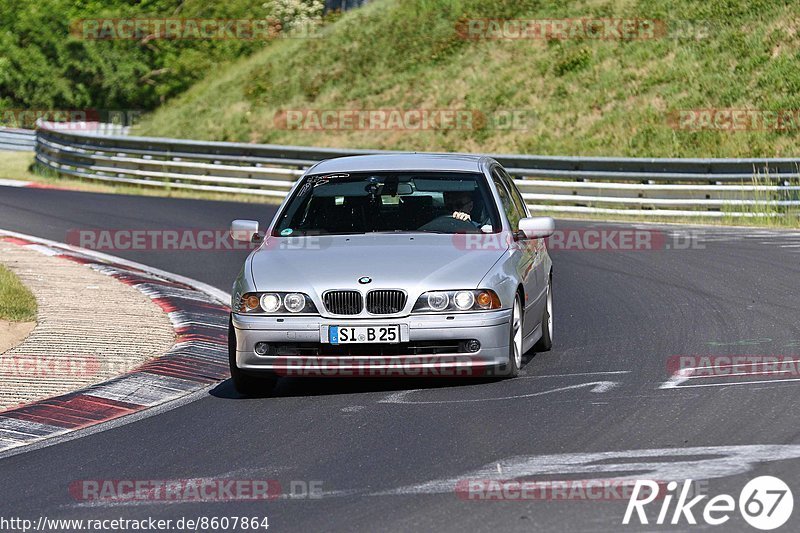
[{"left": 329, "top": 325, "right": 400, "bottom": 344}]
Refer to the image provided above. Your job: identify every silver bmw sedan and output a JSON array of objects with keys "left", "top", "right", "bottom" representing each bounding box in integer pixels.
[{"left": 228, "top": 153, "right": 555, "bottom": 395}]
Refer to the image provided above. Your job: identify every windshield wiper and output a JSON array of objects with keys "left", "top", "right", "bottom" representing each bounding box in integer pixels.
[
  {"left": 278, "top": 231, "right": 367, "bottom": 236},
  {"left": 369, "top": 230, "right": 426, "bottom": 234}
]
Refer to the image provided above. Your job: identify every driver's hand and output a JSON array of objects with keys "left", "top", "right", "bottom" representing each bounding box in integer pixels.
[{"left": 452, "top": 211, "right": 471, "bottom": 221}]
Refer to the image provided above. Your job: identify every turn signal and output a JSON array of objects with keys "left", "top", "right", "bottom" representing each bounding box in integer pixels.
[
  {"left": 475, "top": 290, "right": 501, "bottom": 310},
  {"left": 241, "top": 293, "right": 261, "bottom": 312}
]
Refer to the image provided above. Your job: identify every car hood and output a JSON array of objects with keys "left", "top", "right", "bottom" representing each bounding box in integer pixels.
[{"left": 248, "top": 233, "right": 506, "bottom": 296}]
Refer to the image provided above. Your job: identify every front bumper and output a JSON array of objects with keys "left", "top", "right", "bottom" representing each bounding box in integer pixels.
[{"left": 232, "top": 310, "right": 512, "bottom": 377}]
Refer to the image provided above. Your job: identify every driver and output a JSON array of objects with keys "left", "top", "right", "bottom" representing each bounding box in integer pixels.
[{"left": 444, "top": 190, "right": 475, "bottom": 222}]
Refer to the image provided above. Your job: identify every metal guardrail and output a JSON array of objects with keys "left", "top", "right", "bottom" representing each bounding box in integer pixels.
[
  {"left": 1, "top": 123, "right": 126, "bottom": 151},
  {"left": 15, "top": 126, "right": 800, "bottom": 217},
  {"left": 0, "top": 128, "right": 36, "bottom": 151}
]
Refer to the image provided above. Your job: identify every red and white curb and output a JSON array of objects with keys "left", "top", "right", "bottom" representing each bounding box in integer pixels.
[
  {"left": 0, "top": 178, "right": 63, "bottom": 189},
  {"left": 0, "top": 179, "right": 32, "bottom": 187},
  {"left": 0, "top": 230, "right": 231, "bottom": 453}
]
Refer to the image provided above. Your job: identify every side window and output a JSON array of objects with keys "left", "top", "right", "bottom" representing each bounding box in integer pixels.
[
  {"left": 499, "top": 168, "right": 529, "bottom": 221},
  {"left": 491, "top": 168, "right": 520, "bottom": 230}
]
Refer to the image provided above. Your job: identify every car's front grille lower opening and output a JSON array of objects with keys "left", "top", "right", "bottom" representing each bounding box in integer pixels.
[
  {"left": 265, "top": 341, "right": 469, "bottom": 357},
  {"left": 323, "top": 290, "right": 363, "bottom": 315},
  {"left": 366, "top": 290, "right": 407, "bottom": 314}
]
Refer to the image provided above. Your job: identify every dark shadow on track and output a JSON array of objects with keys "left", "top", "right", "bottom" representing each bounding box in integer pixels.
[
  {"left": 210, "top": 351, "right": 543, "bottom": 399},
  {"left": 210, "top": 376, "right": 502, "bottom": 399}
]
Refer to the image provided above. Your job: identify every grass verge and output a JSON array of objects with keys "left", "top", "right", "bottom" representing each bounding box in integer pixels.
[
  {"left": 718, "top": 170, "right": 800, "bottom": 227},
  {"left": 0, "top": 265, "right": 36, "bottom": 322}
]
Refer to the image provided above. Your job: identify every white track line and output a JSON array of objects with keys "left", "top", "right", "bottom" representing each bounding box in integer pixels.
[
  {"left": 519, "top": 370, "right": 630, "bottom": 379},
  {"left": 667, "top": 377, "right": 800, "bottom": 389},
  {"left": 379, "top": 381, "right": 619, "bottom": 404}
]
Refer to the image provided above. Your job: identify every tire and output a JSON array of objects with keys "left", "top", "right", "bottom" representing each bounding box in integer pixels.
[
  {"left": 228, "top": 316, "right": 278, "bottom": 396},
  {"left": 495, "top": 294, "right": 523, "bottom": 378},
  {"left": 533, "top": 274, "right": 553, "bottom": 352}
]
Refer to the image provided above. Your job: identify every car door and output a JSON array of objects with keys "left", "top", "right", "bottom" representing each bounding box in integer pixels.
[
  {"left": 490, "top": 167, "right": 538, "bottom": 339},
  {"left": 499, "top": 167, "right": 548, "bottom": 320}
]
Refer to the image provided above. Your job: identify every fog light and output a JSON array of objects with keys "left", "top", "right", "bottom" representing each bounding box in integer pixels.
[
  {"left": 466, "top": 339, "right": 481, "bottom": 353},
  {"left": 254, "top": 342, "right": 270, "bottom": 355}
]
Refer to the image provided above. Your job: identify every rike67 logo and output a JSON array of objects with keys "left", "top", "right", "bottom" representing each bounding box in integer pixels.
[{"left": 624, "top": 476, "right": 793, "bottom": 530}]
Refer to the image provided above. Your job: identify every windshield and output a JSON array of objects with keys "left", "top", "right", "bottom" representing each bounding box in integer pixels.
[{"left": 272, "top": 171, "right": 500, "bottom": 236}]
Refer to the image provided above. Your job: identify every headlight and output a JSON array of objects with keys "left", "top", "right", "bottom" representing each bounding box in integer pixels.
[
  {"left": 427, "top": 291, "right": 449, "bottom": 311},
  {"left": 236, "top": 292, "right": 317, "bottom": 314},
  {"left": 412, "top": 289, "right": 501, "bottom": 313},
  {"left": 453, "top": 291, "right": 475, "bottom": 310},
  {"left": 283, "top": 293, "right": 306, "bottom": 313},
  {"left": 260, "top": 293, "right": 282, "bottom": 313}
]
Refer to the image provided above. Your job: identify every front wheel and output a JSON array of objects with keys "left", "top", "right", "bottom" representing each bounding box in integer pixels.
[
  {"left": 228, "top": 316, "right": 277, "bottom": 396},
  {"left": 533, "top": 274, "right": 553, "bottom": 352},
  {"left": 494, "top": 294, "right": 523, "bottom": 379}
]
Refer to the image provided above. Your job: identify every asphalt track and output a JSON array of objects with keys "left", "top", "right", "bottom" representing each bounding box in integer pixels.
[{"left": 2, "top": 185, "right": 800, "bottom": 532}]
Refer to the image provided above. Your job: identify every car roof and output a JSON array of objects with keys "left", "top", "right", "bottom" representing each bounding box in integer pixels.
[{"left": 307, "top": 153, "right": 492, "bottom": 175}]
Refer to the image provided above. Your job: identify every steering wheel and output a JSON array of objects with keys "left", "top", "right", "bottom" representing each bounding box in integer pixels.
[{"left": 418, "top": 214, "right": 480, "bottom": 233}]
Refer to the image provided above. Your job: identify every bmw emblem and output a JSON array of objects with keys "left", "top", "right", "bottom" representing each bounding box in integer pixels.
[{"left": 358, "top": 276, "right": 372, "bottom": 284}]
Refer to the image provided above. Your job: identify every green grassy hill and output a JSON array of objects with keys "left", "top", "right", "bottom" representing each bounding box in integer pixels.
[{"left": 135, "top": 0, "right": 800, "bottom": 158}]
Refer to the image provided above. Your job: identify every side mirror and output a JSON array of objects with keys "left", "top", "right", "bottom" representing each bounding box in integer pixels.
[
  {"left": 231, "top": 219, "right": 260, "bottom": 242},
  {"left": 518, "top": 217, "right": 555, "bottom": 239}
]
